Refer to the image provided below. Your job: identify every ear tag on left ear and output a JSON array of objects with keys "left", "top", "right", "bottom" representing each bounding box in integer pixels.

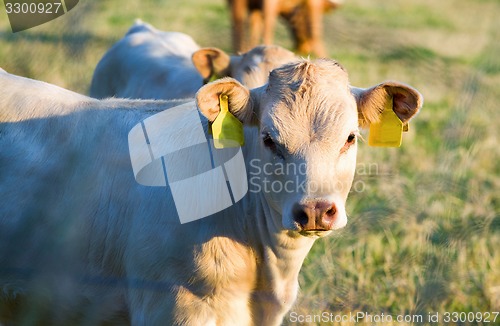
[
  {"left": 204, "top": 73, "right": 220, "bottom": 85},
  {"left": 368, "top": 98, "right": 404, "bottom": 147},
  {"left": 211, "top": 94, "right": 244, "bottom": 149}
]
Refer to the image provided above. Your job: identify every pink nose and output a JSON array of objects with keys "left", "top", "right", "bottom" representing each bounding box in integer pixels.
[{"left": 292, "top": 201, "right": 337, "bottom": 231}]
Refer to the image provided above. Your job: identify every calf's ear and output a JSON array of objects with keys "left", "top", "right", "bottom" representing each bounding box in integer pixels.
[
  {"left": 196, "top": 77, "right": 260, "bottom": 125},
  {"left": 352, "top": 81, "right": 423, "bottom": 128},
  {"left": 192, "top": 48, "right": 231, "bottom": 83}
]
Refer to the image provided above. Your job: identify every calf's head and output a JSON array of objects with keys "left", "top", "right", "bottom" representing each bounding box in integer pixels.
[
  {"left": 192, "top": 45, "right": 297, "bottom": 89},
  {"left": 197, "top": 59, "right": 422, "bottom": 237}
]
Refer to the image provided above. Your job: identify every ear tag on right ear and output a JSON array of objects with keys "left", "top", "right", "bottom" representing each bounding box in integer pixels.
[
  {"left": 368, "top": 98, "right": 404, "bottom": 147},
  {"left": 211, "top": 94, "right": 244, "bottom": 149}
]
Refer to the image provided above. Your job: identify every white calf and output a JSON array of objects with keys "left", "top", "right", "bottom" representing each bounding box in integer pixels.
[
  {"left": 0, "top": 59, "right": 422, "bottom": 325},
  {"left": 90, "top": 20, "right": 296, "bottom": 100}
]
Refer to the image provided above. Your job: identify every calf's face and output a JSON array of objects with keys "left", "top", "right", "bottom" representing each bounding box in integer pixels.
[
  {"left": 197, "top": 59, "right": 422, "bottom": 237},
  {"left": 257, "top": 60, "right": 359, "bottom": 235}
]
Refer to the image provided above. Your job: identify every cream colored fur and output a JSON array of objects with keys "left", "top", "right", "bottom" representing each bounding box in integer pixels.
[
  {"left": 0, "top": 59, "right": 422, "bottom": 325},
  {"left": 90, "top": 20, "right": 297, "bottom": 100}
]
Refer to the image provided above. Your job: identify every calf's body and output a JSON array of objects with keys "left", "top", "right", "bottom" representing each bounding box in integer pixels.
[
  {"left": 0, "top": 59, "right": 422, "bottom": 325},
  {"left": 90, "top": 20, "right": 296, "bottom": 100}
]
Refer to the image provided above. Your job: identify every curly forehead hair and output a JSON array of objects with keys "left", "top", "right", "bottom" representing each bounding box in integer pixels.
[
  {"left": 259, "top": 59, "right": 357, "bottom": 153},
  {"left": 267, "top": 59, "right": 347, "bottom": 94}
]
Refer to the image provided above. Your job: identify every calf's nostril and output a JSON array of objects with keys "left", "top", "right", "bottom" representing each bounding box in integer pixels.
[
  {"left": 294, "top": 209, "right": 309, "bottom": 228},
  {"left": 292, "top": 203, "right": 310, "bottom": 228},
  {"left": 325, "top": 207, "right": 336, "bottom": 217},
  {"left": 321, "top": 205, "right": 337, "bottom": 224}
]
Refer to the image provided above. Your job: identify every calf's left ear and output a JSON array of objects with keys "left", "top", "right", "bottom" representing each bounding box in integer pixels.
[
  {"left": 192, "top": 48, "right": 231, "bottom": 83},
  {"left": 196, "top": 77, "right": 260, "bottom": 125},
  {"left": 352, "top": 81, "right": 423, "bottom": 128}
]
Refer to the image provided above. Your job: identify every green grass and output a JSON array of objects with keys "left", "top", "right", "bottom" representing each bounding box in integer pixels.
[{"left": 1, "top": 0, "right": 499, "bottom": 325}]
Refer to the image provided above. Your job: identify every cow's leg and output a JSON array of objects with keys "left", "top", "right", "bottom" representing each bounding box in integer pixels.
[
  {"left": 263, "top": 0, "right": 279, "bottom": 45},
  {"left": 249, "top": 9, "right": 263, "bottom": 48},
  {"left": 305, "top": 0, "right": 327, "bottom": 57},
  {"left": 229, "top": 0, "right": 249, "bottom": 52},
  {"left": 284, "top": 6, "right": 307, "bottom": 54}
]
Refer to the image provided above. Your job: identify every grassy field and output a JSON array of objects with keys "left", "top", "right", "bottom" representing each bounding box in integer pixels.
[{"left": 1, "top": 0, "right": 499, "bottom": 325}]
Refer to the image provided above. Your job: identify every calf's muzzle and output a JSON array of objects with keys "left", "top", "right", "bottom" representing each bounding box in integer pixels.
[{"left": 292, "top": 201, "right": 338, "bottom": 231}]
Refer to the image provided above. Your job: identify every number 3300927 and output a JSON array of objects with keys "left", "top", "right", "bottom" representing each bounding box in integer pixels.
[{"left": 5, "top": 2, "right": 63, "bottom": 14}]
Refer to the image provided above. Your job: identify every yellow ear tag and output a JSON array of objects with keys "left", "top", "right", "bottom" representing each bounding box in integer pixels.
[
  {"left": 368, "top": 98, "right": 404, "bottom": 147},
  {"left": 211, "top": 94, "right": 244, "bottom": 149},
  {"left": 204, "top": 73, "right": 219, "bottom": 85}
]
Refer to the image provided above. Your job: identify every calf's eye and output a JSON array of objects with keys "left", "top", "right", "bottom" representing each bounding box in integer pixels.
[
  {"left": 262, "top": 134, "right": 275, "bottom": 150},
  {"left": 262, "top": 133, "right": 284, "bottom": 159},
  {"left": 340, "top": 132, "right": 356, "bottom": 154}
]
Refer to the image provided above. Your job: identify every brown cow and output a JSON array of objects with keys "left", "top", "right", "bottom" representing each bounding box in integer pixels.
[{"left": 228, "top": 0, "right": 342, "bottom": 57}]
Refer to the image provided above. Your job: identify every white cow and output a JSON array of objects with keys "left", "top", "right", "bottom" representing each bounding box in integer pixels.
[
  {"left": 90, "top": 20, "right": 296, "bottom": 100},
  {"left": 0, "top": 59, "right": 422, "bottom": 325}
]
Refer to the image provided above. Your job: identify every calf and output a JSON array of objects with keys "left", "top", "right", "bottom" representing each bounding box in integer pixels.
[
  {"left": 228, "top": 0, "right": 342, "bottom": 57},
  {"left": 90, "top": 20, "right": 296, "bottom": 100},
  {"left": 0, "top": 59, "right": 422, "bottom": 325}
]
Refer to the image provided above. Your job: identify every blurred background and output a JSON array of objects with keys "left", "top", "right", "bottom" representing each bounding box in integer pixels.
[{"left": 1, "top": 0, "right": 499, "bottom": 324}]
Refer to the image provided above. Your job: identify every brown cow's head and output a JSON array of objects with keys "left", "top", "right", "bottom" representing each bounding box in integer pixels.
[{"left": 197, "top": 59, "right": 422, "bottom": 237}]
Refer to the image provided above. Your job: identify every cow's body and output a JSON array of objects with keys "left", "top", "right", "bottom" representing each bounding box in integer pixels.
[
  {"left": 0, "top": 59, "right": 422, "bottom": 325},
  {"left": 90, "top": 20, "right": 296, "bottom": 100}
]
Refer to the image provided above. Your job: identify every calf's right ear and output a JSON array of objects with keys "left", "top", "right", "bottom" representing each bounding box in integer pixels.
[{"left": 196, "top": 77, "right": 260, "bottom": 125}]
